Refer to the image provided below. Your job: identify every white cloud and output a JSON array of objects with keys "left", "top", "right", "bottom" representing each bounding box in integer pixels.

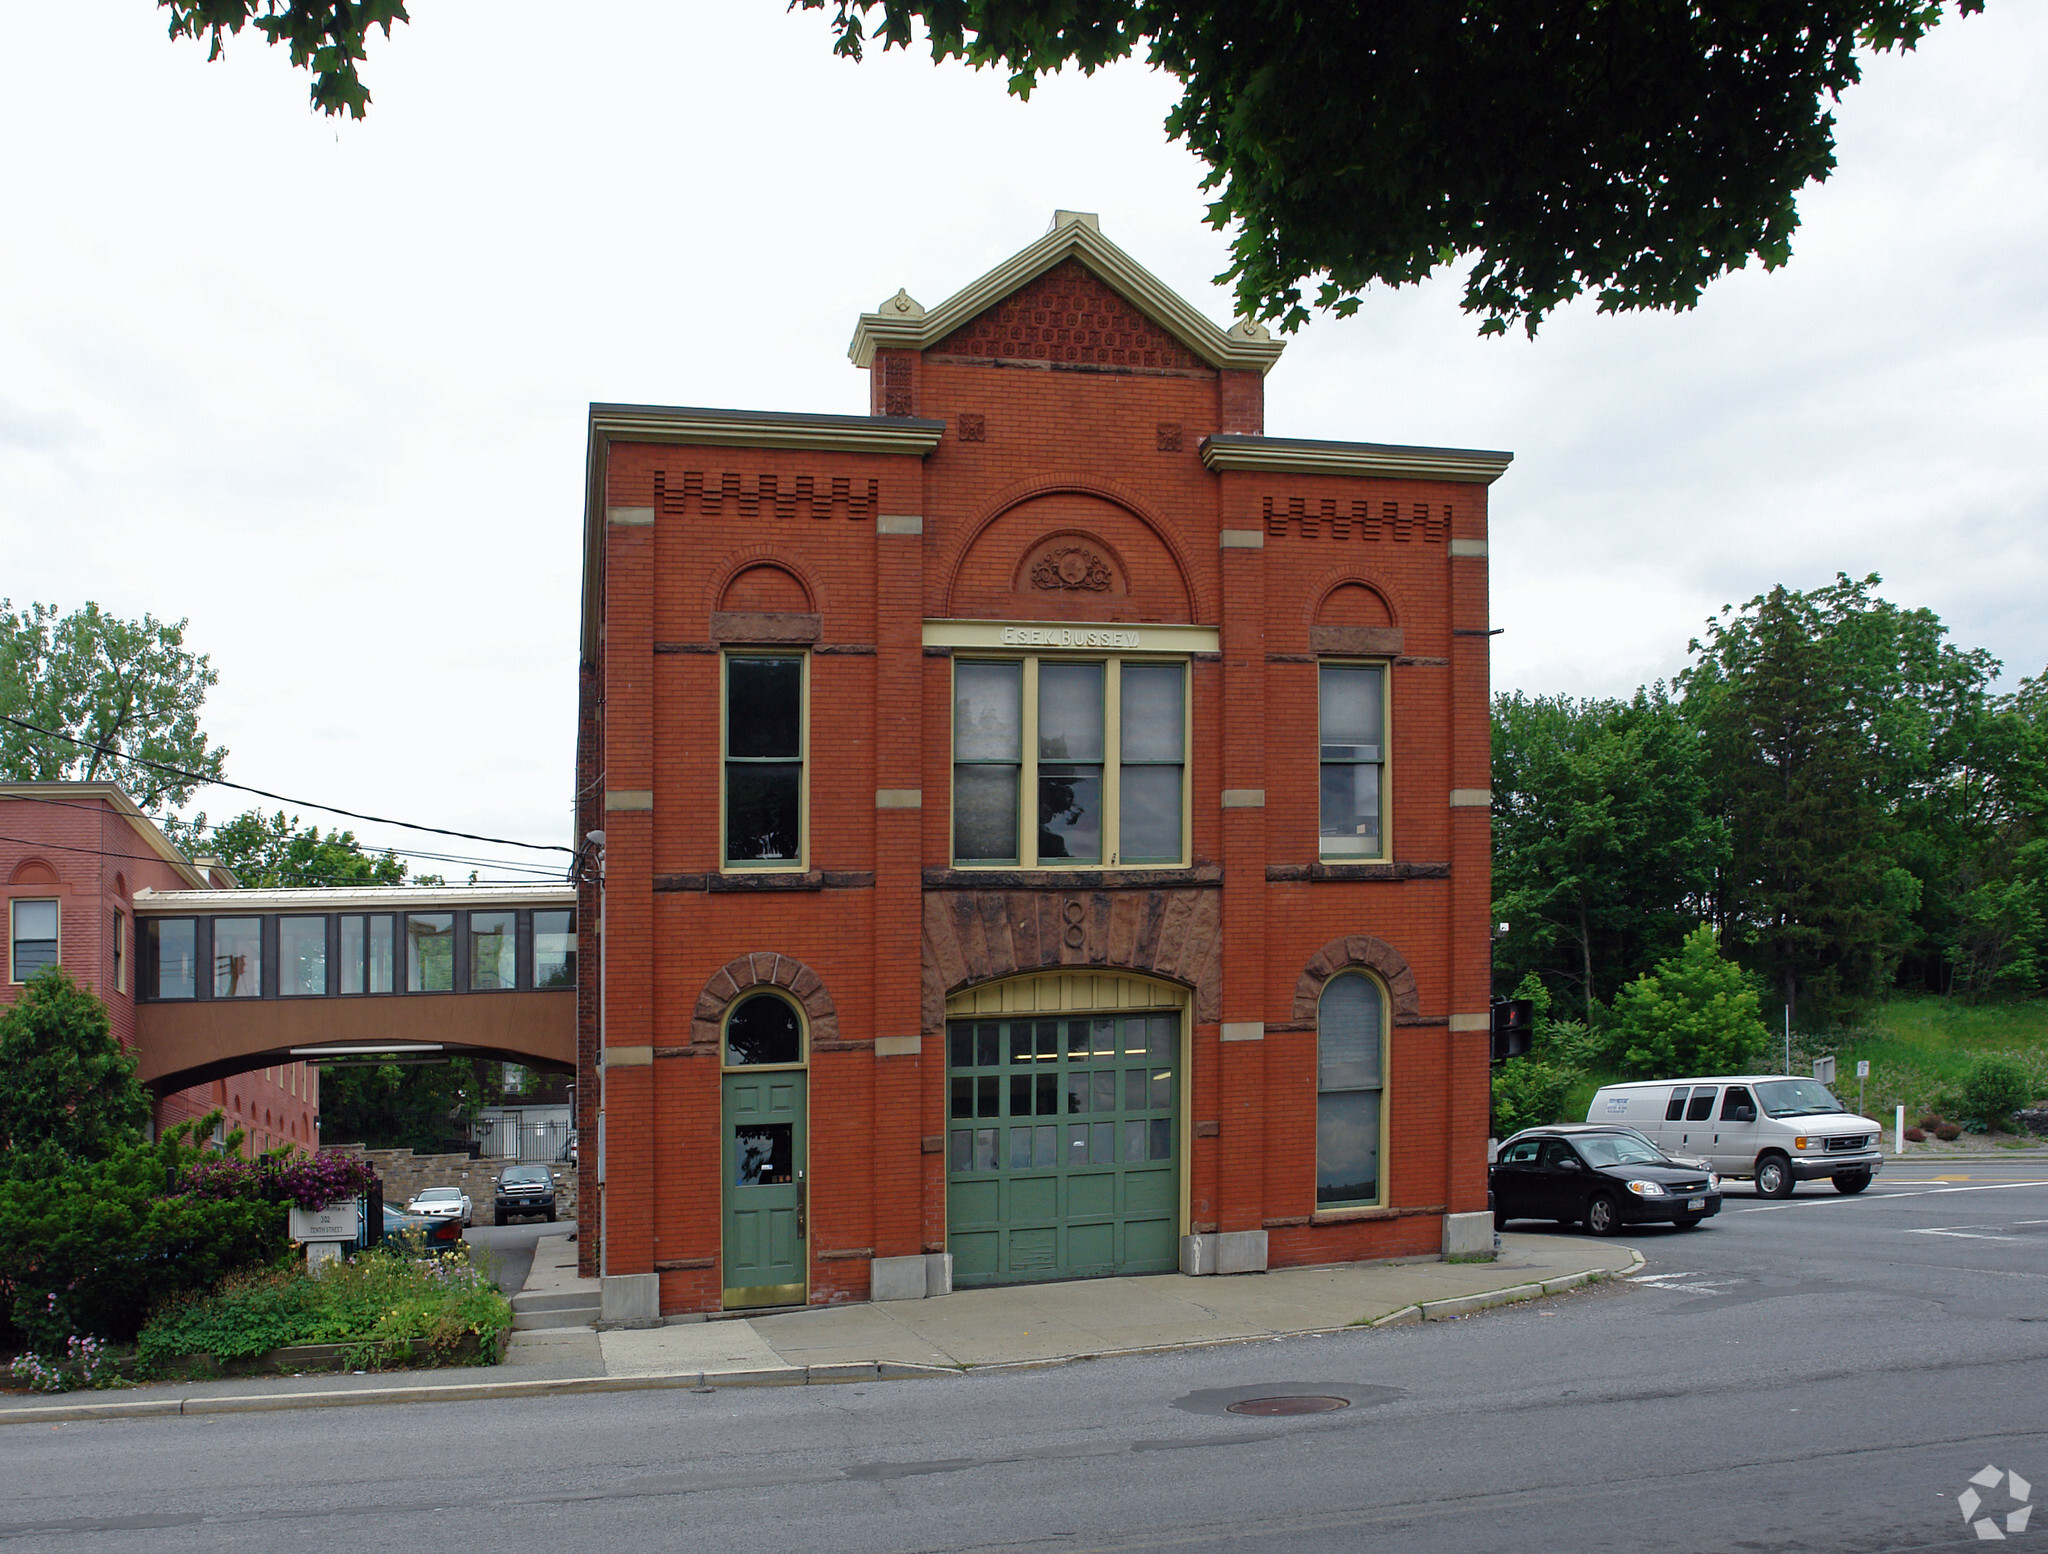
[{"left": 2, "top": 1, "right": 2041, "bottom": 864}]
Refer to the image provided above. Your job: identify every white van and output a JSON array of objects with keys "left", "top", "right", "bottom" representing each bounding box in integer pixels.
[{"left": 1586, "top": 1075, "right": 1883, "bottom": 1198}]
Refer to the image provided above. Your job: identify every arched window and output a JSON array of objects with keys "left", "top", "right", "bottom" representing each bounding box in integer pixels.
[
  {"left": 1316, "top": 972, "right": 1386, "bottom": 1207},
  {"left": 725, "top": 991, "right": 803, "bottom": 1066}
]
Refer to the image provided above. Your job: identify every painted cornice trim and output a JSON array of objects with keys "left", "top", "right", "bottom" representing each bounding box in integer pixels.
[
  {"left": 589, "top": 403, "right": 945, "bottom": 456},
  {"left": 1199, "top": 434, "right": 1514, "bottom": 485},
  {"left": 848, "top": 218, "right": 1286, "bottom": 376}
]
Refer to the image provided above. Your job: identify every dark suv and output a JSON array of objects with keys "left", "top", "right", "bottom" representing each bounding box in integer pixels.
[{"left": 494, "top": 1164, "right": 558, "bottom": 1224}]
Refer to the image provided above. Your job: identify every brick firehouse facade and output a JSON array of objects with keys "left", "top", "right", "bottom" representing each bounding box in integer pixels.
[{"left": 575, "top": 214, "right": 1508, "bottom": 1316}]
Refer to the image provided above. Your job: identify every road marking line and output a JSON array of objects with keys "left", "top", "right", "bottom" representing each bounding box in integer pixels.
[
  {"left": 1905, "top": 1227, "right": 2019, "bottom": 1241},
  {"left": 1737, "top": 1181, "right": 2048, "bottom": 1212}
]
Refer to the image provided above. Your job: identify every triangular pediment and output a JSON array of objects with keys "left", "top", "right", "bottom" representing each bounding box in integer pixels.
[{"left": 849, "top": 214, "right": 1284, "bottom": 376}]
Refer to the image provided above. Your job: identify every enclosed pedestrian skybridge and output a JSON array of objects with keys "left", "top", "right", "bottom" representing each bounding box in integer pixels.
[{"left": 130, "top": 884, "right": 577, "bottom": 1094}]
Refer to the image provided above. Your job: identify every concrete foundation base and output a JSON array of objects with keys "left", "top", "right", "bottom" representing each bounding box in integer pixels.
[
  {"left": 872, "top": 1253, "right": 955, "bottom": 1300},
  {"left": 1178, "top": 1229, "right": 1268, "bottom": 1276},
  {"left": 601, "top": 1272, "right": 661, "bottom": 1323},
  {"left": 1442, "top": 1210, "right": 1495, "bottom": 1259}
]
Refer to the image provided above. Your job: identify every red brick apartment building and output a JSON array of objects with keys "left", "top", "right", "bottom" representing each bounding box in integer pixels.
[
  {"left": 1, "top": 783, "right": 319, "bottom": 1153},
  {"left": 575, "top": 213, "right": 1509, "bottom": 1319}
]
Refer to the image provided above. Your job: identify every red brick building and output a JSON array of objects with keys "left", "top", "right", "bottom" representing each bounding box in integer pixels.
[
  {"left": 1, "top": 783, "right": 319, "bottom": 1153},
  {"left": 576, "top": 214, "right": 1508, "bottom": 1317}
]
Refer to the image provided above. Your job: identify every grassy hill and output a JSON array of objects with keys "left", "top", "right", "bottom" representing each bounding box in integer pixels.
[{"left": 1815, "top": 995, "right": 2048, "bottom": 1127}]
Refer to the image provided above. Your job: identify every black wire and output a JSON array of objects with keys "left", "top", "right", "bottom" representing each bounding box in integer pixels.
[
  {"left": 0, "top": 712, "right": 573, "bottom": 854},
  {"left": 0, "top": 792, "right": 567, "bottom": 881},
  {"left": 0, "top": 828, "right": 561, "bottom": 887}
]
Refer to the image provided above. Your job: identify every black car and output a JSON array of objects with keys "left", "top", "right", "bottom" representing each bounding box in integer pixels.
[
  {"left": 1490, "top": 1125, "right": 1722, "bottom": 1235},
  {"left": 494, "top": 1164, "right": 558, "bottom": 1224}
]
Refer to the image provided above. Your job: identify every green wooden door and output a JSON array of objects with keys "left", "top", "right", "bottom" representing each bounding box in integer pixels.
[
  {"left": 722, "top": 1070, "right": 806, "bottom": 1308},
  {"left": 946, "top": 1011, "right": 1179, "bottom": 1287}
]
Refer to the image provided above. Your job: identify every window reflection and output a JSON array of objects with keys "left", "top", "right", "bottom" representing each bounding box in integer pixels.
[
  {"left": 534, "top": 909, "right": 575, "bottom": 988},
  {"left": 149, "top": 918, "right": 196, "bottom": 1000},
  {"left": 279, "top": 917, "right": 327, "bottom": 997},
  {"left": 469, "top": 912, "right": 515, "bottom": 990},
  {"left": 213, "top": 917, "right": 261, "bottom": 998},
  {"left": 406, "top": 914, "right": 454, "bottom": 992}
]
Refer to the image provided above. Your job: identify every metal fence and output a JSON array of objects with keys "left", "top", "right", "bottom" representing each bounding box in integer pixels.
[{"left": 476, "top": 1117, "right": 572, "bottom": 1162}]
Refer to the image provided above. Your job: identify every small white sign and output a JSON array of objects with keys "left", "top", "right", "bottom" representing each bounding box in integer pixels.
[
  {"left": 290, "top": 1199, "right": 361, "bottom": 1243},
  {"left": 305, "top": 1241, "right": 343, "bottom": 1271},
  {"left": 1857, "top": 1060, "right": 1870, "bottom": 1078},
  {"left": 999, "top": 626, "right": 1142, "bottom": 648}
]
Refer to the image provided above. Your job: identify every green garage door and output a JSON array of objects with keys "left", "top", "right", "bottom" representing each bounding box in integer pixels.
[{"left": 946, "top": 1011, "right": 1178, "bottom": 1286}]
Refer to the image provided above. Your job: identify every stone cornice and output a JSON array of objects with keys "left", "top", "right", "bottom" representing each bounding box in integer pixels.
[
  {"left": 589, "top": 403, "right": 945, "bottom": 456},
  {"left": 849, "top": 214, "right": 1286, "bottom": 376},
  {"left": 1199, "top": 433, "right": 1513, "bottom": 485}
]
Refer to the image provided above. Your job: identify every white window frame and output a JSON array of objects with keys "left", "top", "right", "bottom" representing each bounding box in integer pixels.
[
  {"left": 9, "top": 898, "right": 60, "bottom": 985},
  {"left": 949, "top": 654, "right": 1191, "bottom": 871}
]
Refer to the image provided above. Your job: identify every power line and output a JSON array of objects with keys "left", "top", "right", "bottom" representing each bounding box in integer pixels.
[
  {"left": 0, "top": 791, "right": 568, "bottom": 881},
  {"left": 0, "top": 828, "right": 560, "bottom": 886},
  {"left": 0, "top": 712, "right": 572, "bottom": 854}
]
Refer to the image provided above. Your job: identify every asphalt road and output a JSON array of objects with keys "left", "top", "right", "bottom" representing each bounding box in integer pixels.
[
  {"left": 7, "top": 1161, "right": 2045, "bottom": 1554},
  {"left": 460, "top": 1221, "right": 574, "bottom": 1294}
]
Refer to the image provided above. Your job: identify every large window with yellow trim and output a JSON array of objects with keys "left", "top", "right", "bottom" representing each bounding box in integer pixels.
[
  {"left": 952, "top": 657, "right": 1186, "bottom": 869},
  {"left": 1318, "top": 662, "right": 1388, "bottom": 860},
  {"left": 1316, "top": 971, "right": 1387, "bottom": 1208},
  {"left": 723, "top": 653, "right": 807, "bottom": 869}
]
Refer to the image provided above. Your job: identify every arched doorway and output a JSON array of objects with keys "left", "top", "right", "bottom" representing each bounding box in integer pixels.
[
  {"left": 943, "top": 971, "right": 1188, "bottom": 1287},
  {"left": 721, "top": 990, "right": 808, "bottom": 1309}
]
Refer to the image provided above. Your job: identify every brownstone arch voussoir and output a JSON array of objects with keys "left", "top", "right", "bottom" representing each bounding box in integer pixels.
[
  {"left": 1293, "top": 934, "right": 1421, "bottom": 1025},
  {"left": 920, "top": 887, "right": 1222, "bottom": 1036},
  {"left": 690, "top": 951, "right": 840, "bottom": 1050}
]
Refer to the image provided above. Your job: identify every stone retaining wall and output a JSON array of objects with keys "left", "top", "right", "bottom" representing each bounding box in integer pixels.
[{"left": 324, "top": 1145, "right": 577, "bottom": 1225}]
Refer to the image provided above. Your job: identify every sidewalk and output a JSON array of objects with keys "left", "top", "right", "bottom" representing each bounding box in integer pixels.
[{"left": 1, "top": 1233, "right": 1636, "bottom": 1424}]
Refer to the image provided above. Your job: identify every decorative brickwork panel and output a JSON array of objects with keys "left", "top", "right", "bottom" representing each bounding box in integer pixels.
[
  {"left": 1156, "top": 422, "right": 1184, "bottom": 452},
  {"left": 920, "top": 888, "right": 1222, "bottom": 1035},
  {"left": 657, "top": 471, "right": 878, "bottom": 522},
  {"left": 1263, "top": 497, "right": 1450, "bottom": 545},
  {"left": 957, "top": 412, "right": 986, "bottom": 442},
  {"left": 933, "top": 260, "right": 1205, "bottom": 373},
  {"left": 883, "top": 354, "right": 913, "bottom": 417},
  {"left": 689, "top": 952, "right": 841, "bottom": 1049},
  {"left": 1291, "top": 934, "right": 1421, "bottom": 1024}
]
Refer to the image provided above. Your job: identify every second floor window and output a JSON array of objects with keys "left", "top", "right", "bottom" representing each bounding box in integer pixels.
[
  {"left": 953, "top": 657, "right": 1186, "bottom": 868},
  {"left": 724, "top": 654, "right": 806, "bottom": 867},
  {"left": 1319, "top": 663, "right": 1387, "bottom": 859},
  {"left": 10, "top": 899, "right": 59, "bottom": 983}
]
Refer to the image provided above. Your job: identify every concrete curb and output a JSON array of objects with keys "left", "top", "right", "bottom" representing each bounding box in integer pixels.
[{"left": 0, "top": 1254, "right": 1638, "bottom": 1425}]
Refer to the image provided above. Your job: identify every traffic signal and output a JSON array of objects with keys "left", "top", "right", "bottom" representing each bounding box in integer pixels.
[{"left": 1490, "top": 998, "right": 1533, "bottom": 1060}]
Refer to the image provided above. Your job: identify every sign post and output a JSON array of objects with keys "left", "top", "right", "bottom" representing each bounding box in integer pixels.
[{"left": 1857, "top": 1058, "right": 1870, "bottom": 1116}]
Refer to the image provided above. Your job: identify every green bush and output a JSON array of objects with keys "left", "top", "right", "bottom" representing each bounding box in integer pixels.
[
  {"left": 0, "top": 1124, "right": 289, "bottom": 1349},
  {"left": 1491, "top": 1058, "right": 1579, "bottom": 1138},
  {"left": 1609, "top": 926, "right": 1772, "bottom": 1077},
  {"left": 1958, "top": 1055, "right": 2036, "bottom": 1132},
  {"left": 137, "top": 1247, "right": 512, "bottom": 1374}
]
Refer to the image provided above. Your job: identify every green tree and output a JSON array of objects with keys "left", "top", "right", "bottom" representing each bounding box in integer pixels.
[
  {"left": 801, "top": 0, "right": 1984, "bottom": 335},
  {"left": 1680, "top": 575, "right": 1996, "bottom": 1022},
  {"left": 0, "top": 968, "right": 152, "bottom": 1171},
  {"left": 197, "top": 809, "right": 410, "bottom": 889},
  {"left": 1492, "top": 687, "right": 1726, "bottom": 1020},
  {"left": 1608, "top": 926, "right": 1772, "bottom": 1077},
  {"left": 0, "top": 600, "right": 226, "bottom": 810},
  {"left": 0, "top": 1119, "right": 287, "bottom": 1348},
  {"left": 318, "top": 1060, "right": 495, "bottom": 1153},
  {"left": 161, "top": 1, "right": 1984, "bottom": 336}
]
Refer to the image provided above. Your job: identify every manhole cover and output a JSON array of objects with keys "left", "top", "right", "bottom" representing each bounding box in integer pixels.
[{"left": 1226, "top": 1395, "right": 1351, "bottom": 1416}]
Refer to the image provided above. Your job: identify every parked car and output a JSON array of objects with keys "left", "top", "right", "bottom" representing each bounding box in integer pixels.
[
  {"left": 494, "top": 1164, "right": 558, "bottom": 1224},
  {"left": 379, "top": 1203, "right": 464, "bottom": 1255},
  {"left": 1490, "top": 1125, "right": 1722, "bottom": 1235},
  {"left": 558, "top": 1132, "right": 579, "bottom": 1165},
  {"left": 405, "top": 1186, "right": 473, "bottom": 1228},
  {"left": 1585, "top": 1074, "right": 1884, "bottom": 1197}
]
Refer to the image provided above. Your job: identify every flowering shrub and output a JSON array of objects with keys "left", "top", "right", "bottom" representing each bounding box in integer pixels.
[
  {"left": 10, "top": 1334, "right": 122, "bottom": 1393},
  {"left": 137, "top": 1248, "right": 513, "bottom": 1374},
  {"left": 1903, "top": 1126, "right": 1927, "bottom": 1142},
  {"left": 175, "top": 1150, "right": 380, "bottom": 1211}
]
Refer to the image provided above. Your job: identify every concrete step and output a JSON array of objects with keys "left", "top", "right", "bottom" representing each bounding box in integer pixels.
[
  {"left": 512, "top": 1288, "right": 604, "bottom": 1313},
  {"left": 512, "top": 1305, "right": 601, "bottom": 1331}
]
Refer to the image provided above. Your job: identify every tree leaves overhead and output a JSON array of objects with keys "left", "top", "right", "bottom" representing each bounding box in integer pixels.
[
  {"left": 159, "top": 0, "right": 408, "bottom": 118},
  {"left": 197, "top": 809, "right": 411, "bottom": 889},
  {"left": 801, "top": 0, "right": 1984, "bottom": 334},
  {"left": 0, "top": 600, "right": 225, "bottom": 811}
]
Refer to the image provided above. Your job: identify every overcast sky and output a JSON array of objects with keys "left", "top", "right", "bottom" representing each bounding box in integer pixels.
[{"left": 3, "top": 2, "right": 2042, "bottom": 876}]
